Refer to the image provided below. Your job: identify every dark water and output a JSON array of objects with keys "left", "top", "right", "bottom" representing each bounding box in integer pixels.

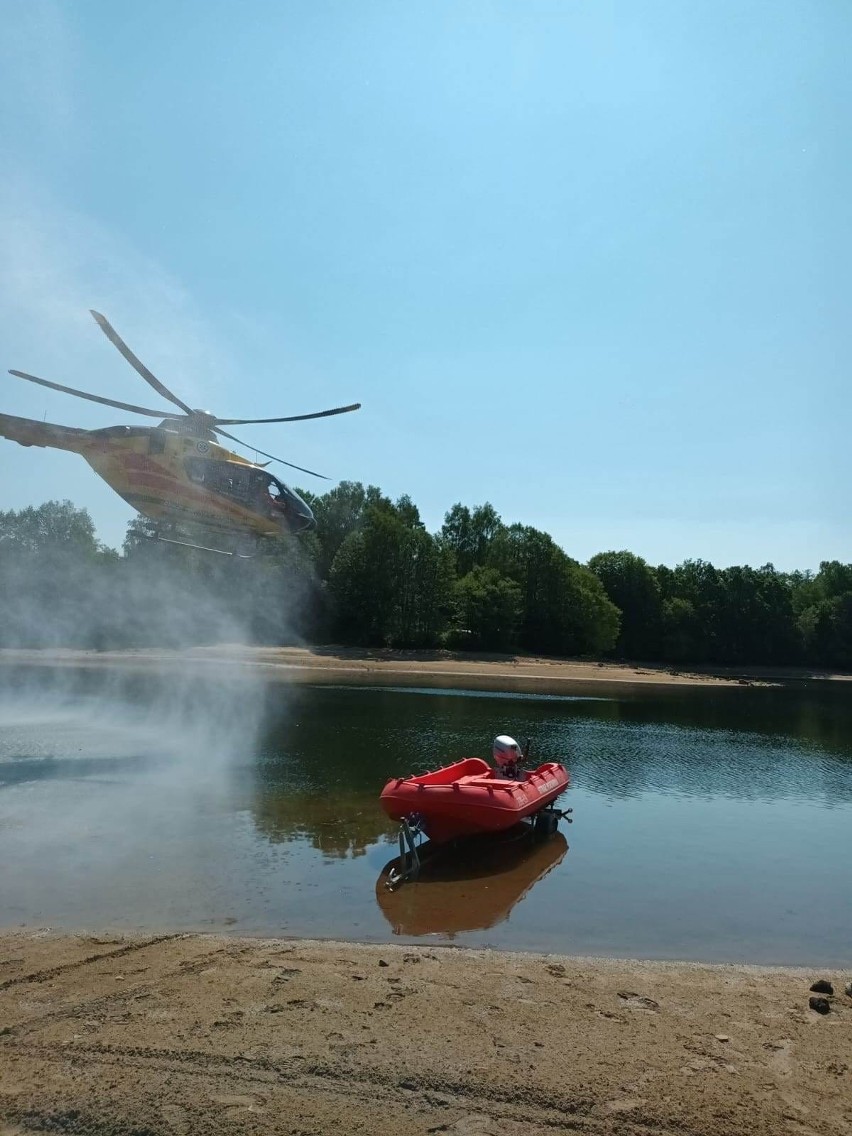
[{"left": 1, "top": 666, "right": 850, "bottom": 964}]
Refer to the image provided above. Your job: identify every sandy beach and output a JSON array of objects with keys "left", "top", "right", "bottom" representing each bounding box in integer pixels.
[
  {"left": 1, "top": 645, "right": 846, "bottom": 696},
  {"left": 1, "top": 932, "right": 850, "bottom": 1135}
]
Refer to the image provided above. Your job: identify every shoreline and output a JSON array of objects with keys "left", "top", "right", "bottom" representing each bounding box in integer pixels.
[
  {"left": 2, "top": 930, "right": 849, "bottom": 1135},
  {"left": 1, "top": 645, "right": 847, "bottom": 696}
]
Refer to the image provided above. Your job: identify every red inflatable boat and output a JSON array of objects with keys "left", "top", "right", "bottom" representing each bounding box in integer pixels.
[{"left": 379, "top": 756, "right": 570, "bottom": 844}]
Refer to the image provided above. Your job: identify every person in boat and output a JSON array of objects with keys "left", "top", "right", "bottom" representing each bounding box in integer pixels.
[{"left": 492, "top": 734, "right": 525, "bottom": 780}]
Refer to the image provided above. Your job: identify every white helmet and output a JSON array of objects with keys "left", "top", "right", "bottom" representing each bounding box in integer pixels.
[{"left": 492, "top": 734, "right": 521, "bottom": 768}]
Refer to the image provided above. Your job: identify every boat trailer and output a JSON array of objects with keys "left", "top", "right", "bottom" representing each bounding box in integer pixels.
[{"left": 385, "top": 805, "right": 573, "bottom": 890}]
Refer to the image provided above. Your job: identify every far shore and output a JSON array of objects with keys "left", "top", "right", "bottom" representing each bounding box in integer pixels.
[{"left": 0, "top": 644, "right": 847, "bottom": 696}]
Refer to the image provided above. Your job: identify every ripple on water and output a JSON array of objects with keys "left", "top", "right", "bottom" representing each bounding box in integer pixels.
[{"left": 0, "top": 676, "right": 850, "bottom": 963}]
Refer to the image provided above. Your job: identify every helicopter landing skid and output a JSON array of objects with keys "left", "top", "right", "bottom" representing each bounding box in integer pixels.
[{"left": 155, "top": 535, "right": 257, "bottom": 558}]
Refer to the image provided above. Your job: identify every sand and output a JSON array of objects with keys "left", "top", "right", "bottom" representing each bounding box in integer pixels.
[
  {"left": 1, "top": 932, "right": 850, "bottom": 1135},
  {"left": 2, "top": 644, "right": 846, "bottom": 696}
]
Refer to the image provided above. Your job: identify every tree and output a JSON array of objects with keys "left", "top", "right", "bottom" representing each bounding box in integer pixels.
[
  {"left": 714, "top": 564, "right": 798, "bottom": 665},
  {"left": 658, "top": 559, "right": 724, "bottom": 662},
  {"left": 588, "top": 551, "right": 662, "bottom": 658},
  {"left": 0, "top": 500, "right": 101, "bottom": 557},
  {"left": 441, "top": 504, "right": 473, "bottom": 573},
  {"left": 813, "top": 561, "right": 852, "bottom": 599},
  {"left": 795, "top": 562, "right": 852, "bottom": 670},
  {"left": 4, "top": 492, "right": 848, "bottom": 670},
  {"left": 328, "top": 506, "right": 453, "bottom": 646},
  {"left": 0, "top": 501, "right": 114, "bottom": 648},
  {"left": 123, "top": 515, "right": 162, "bottom": 556},
  {"left": 489, "top": 525, "right": 620, "bottom": 655},
  {"left": 453, "top": 567, "right": 523, "bottom": 650},
  {"left": 660, "top": 597, "right": 702, "bottom": 663},
  {"left": 441, "top": 502, "right": 503, "bottom": 576},
  {"left": 798, "top": 595, "right": 852, "bottom": 670},
  {"left": 304, "top": 481, "right": 391, "bottom": 578},
  {"left": 393, "top": 494, "right": 424, "bottom": 530}
]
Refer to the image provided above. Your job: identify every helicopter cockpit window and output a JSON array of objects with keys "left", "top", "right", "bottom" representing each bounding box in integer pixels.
[
  {"left": 248, "top": 470, "right": 280, "bottom": 497},
  {"left": 182, "top": 458, "right": 292, "bottom": 513}
]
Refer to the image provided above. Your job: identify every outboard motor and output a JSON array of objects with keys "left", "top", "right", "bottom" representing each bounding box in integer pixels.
[{"left": 493, "top": 734, "right": 523, "bottom": 779}]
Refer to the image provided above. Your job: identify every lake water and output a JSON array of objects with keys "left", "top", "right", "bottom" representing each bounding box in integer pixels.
[{"left": 1, "top": 666, "right": 850, "bottom": 964}]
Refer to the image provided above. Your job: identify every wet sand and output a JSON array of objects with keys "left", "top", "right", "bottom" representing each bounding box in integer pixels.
[
  {"left": 1, "top": 932, "right": 849, "bottom": 1135},
  {"left": 1, "top": 645, "right": 845, "bottom": 695}
]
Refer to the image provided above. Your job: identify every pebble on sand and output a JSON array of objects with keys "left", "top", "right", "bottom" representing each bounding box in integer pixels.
[{"left": 809, "top": 979, "right": 834, "bottom": 995}]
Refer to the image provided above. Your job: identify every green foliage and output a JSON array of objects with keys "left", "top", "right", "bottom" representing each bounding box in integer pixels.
[
  {"left": 122, "top": 514, "right": 162, "bottom": 556},
  {"left": 715, "top": 564, "right": 798, "bottom": 665},
  {"left": 452, "top": 567, "right": 523, "bottom": 650},
  {"left": 659, "top": 597, "right": 701, "bottom": 663},
  {"left": 0, "top": 502, "right": 106, "bottom": 648},
  {"left": 441, "top": 502, "right": 503, "bottom": 576},
  {"left": 329, "top": 501, "right": 453, "bottom": 646},
  {"left": 589, "top": 551, "right": 662, "bottom": 658},
  {"left": 1, "top": 494, "right": 850, "bottom": 670},
  {"left": 0, "top": 500, "right": 100, "bottom": 556},
  {"left": 814, "top": 561, "right": 852, "bottom": 599},
  {"left": 489, "top": 525, "right": 620, "bottom": 655},
  {"left": 798, "top": 596, "right": 852, "bottom": 669},
  {"left": 650, "top": 558, "right": 801, "bottom": 665},
  {"left": 301, "top": 480, "right": 391, "bottom": 578},
  {"left": 795, "top": 562, "right": 852, "bottom": 669}
]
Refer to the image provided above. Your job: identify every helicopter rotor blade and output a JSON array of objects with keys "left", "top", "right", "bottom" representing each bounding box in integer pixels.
[
  {"left": 90, "top": 310, "right": 196, "bottom": 416},
  {"left": 8, "top": 370, "right": 185, "bottom": 419},
  {"left": 215, "top": 403, "right": 361, "bottom": 425},
  {"left": 213, "top": 427, "right": 329, "bottom": 479}
]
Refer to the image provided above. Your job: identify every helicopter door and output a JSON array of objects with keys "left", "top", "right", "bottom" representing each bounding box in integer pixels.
[
  {"left": 185, "top": 456, "right": 207, "bottom": 484},
  {"left": 148, "top": 430, "right": 167, "bottom": 455}
]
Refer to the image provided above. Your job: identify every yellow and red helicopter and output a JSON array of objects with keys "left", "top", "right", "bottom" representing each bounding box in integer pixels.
[{"left": 1, "top": 310, "right": 360, "bottom": 555}]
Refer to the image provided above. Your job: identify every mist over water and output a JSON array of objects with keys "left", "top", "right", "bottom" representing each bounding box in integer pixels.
[
  {"left": 0, "top": 515, "right": 313, "bottom": 929},
  {"left": 0, "top": 662, "right": 277, "bottom": 928},
  {"left": 2, "top": 671, "right": 851, "bottom": 965},
  {"left": 0, "top": 497, "right": 319, "bottom": 928}
]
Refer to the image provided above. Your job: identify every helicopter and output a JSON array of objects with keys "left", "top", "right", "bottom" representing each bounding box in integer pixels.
[{"left": 1, "top": 310, "right": 360, "bottom": 555}]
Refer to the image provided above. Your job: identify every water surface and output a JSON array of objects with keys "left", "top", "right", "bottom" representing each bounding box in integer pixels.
[{"left": 1, "top": 667, "right": 850, "bottom": 964}]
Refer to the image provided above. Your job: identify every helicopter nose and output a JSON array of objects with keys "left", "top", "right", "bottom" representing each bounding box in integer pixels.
[{"left": 281, "top": 488, "right": 315, "bottom": 532}]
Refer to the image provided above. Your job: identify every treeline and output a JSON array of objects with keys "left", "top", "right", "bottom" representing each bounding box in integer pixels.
[{"left": 0, "top": 489, "right": 849, "bottom": 670}]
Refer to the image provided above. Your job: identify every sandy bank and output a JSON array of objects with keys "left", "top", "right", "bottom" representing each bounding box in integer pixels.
[
  {"left": 2, "top": 645, "right": 845, "bottom": 695},
  {"left": 0, "top": 932, "right": 849, "bottom": 1135}
]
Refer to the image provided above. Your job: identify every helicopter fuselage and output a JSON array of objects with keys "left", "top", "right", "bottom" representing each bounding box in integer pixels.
[{"left": 0, "top": 412, "right": 315, "bottom": 539}]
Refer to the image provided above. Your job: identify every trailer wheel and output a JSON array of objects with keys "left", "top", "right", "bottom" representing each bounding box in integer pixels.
[{"left": 534, "top": 809, "right": 559, "bottom": 838}]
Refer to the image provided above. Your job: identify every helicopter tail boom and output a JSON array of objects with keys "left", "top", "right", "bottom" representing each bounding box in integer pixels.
[{"left": 0, "top": 412, "right": 94, "bottom": 454}]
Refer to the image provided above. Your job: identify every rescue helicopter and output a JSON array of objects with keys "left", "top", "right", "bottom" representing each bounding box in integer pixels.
[{"left": 1, "top": 310, "right": 360, "bottom": 555}]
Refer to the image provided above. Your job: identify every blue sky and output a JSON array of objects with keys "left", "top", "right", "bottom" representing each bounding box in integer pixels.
[{"left": 0, "top": 1, "right": 848, "bottom": 569}]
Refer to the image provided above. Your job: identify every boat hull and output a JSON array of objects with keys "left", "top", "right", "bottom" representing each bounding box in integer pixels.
[{"left": 379, "top": 758, "right": 569, "bottom": 844}]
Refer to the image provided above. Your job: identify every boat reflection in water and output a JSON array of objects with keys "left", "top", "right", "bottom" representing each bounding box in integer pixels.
[{"left": 376, "top": 828, "right": 569, "bottom": 937}]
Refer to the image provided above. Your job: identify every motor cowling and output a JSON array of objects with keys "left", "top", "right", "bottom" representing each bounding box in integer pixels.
[{"left": 492, "top": 734, "right": 522, "bottom": 770}]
